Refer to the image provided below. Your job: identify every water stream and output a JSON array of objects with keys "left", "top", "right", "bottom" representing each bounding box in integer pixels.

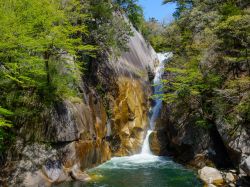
[
  {"left": 56, "top": 53, "right": 202, "bottom": 187},
  {"left": 149, "top": 53, "right": 171, "bottom": 129}
]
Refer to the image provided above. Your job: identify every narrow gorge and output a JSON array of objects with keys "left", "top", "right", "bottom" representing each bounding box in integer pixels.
[
  {"left": 0, "top": 1, "right": 249, "bottom": 187},
  {"left": 55, "top": 53, "right": 201, "bottom": 187}
]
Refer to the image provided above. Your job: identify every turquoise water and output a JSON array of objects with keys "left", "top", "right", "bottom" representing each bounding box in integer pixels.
[{"left": 56, "top": 154, "right": 202, "bottom": 187}]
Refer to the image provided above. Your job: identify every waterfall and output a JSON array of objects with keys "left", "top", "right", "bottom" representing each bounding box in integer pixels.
[
  {"left": 141, "top": 130, "right": 153, "bottom": 154},
  {"left": 140, "top": 53, "right": 172, "bottom": 155}
]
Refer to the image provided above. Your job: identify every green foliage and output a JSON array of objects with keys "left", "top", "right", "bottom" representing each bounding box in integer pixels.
[
  {"left": 141, "top": 18, "right": 168, "bottom": 52},
  {"left": 161, "top": 0, "right": 250, "bottom": 128},
  {"left": 0, "top": 107, "right": 13, "bottom": 128},
  {"left": 82, "top": 0, "right": 133, "bottom": 56},
  {"left": 114, "top": 0, "right": 144, "bottom": 30},
  {"left": 163, "top": 0, "right": 193, "bottom": 19},
  {"left": 0, "top": 107, "right": 13, "bottom": 151},
  {"left": 219, "top": 2, "right": 242, "bottom": 17},
  {"left": 0, "top": 0, "right": 136, "bottom": 151},
  {"left": 0, "top": 0, "right": 92, "bottom": 97}
]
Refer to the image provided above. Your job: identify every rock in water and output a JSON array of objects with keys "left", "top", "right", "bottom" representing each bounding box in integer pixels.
[
  {"left": 198, "top": 166, "right": 224, "bottom": 185},
  {"left": 71, "top": 165, "right": 91, "bottom": 182},
  {"left": 149, "top": 131, "right": 161, "bottom": 155}
]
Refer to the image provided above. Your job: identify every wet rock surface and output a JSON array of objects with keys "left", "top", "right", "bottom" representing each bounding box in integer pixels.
[{"left": 147, "top": 129, "right": 168, "bottom": 155}]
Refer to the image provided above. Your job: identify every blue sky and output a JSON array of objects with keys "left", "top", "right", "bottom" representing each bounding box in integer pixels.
[{"left": 138, "top": 0, "right": 176, "bottom": 24}]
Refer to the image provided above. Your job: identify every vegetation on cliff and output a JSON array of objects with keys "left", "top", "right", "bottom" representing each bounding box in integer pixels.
[
  {"left": 0, "top": 0, "right": 144, "bottom": 152},
  {"left": 157, "top": 0, "right": 250, "bottom": 129}
]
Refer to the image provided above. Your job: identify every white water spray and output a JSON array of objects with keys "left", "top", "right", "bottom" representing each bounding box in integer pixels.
[
  {"left": 140, "top": 53, "right": 172, "bottom": 155},
  {"left": 141, "top": 130, "right": 153, "bottom": 154}
]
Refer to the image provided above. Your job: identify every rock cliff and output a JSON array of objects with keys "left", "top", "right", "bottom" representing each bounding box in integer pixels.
[
  {"left": 0, "top": 26, "right": 158, "bottom": 186},
  {"left": 149, "top": 58, "right": 250, "bottom": 185}
]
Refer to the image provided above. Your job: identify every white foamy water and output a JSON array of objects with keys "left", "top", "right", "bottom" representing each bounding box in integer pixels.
[
  {"left": 96, "top": 154, "right": 163, "bottom": 170},
  {"left": 141, "top": 130, "right": 153, "bottom": 154}
]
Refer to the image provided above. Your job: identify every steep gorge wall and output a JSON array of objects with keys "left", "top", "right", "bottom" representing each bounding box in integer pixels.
[
  {"left": 0, "top": 27, "right": 158, "bottom": 186},
  {"left": 105, "top": 26, "right": 158, "bottom": 156},
  {"left": 149, "top": 63, "right": 250, "bottom": 178}
]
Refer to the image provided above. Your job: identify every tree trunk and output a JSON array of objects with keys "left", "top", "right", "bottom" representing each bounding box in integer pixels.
[{"left": 44, "top": 51, "right": 51, "bottom": 86}]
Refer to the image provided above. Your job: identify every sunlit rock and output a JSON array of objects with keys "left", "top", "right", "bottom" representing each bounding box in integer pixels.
[
  {"left": 198, "top": 166, "right": 224, "bottom": 185},
  {"left": 225, "top": 172, "right": 235, "bottom": 183},
  {"left": 111, "top": 77, "right": 150, "bottom": 156},
  {"left": 71, "top": 165, "right": 91, "bottom": 182},
  {"left": 23, "top": 171, "right": 51, "bottom": 187}
]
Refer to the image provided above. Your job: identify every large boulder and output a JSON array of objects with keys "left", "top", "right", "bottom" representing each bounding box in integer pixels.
[
  {"left": 71, "top": 165, "right": 91, "bottom": 182},
  {"left": 198, "top": 166, "right": 224, "bottom": 185},
  {"left": 149, "top": 131, "right": 161, "bottom": 155},
  {"left": 149, "top": 131, "right": 167, "bottom": 156}
]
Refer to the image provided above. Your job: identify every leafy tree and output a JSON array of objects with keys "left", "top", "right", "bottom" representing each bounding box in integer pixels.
[
  {"left": 0, "top": 0, "right": 95, "bottom": 149},
  {"left": 0, "top": 107, "right": 13, "bottom": 128},
  {"left": 163, "top": 0, "right": 193, "bottom": 18},
  {"left": 160, "top": 0, "right": 250, "bottom": 129},
  {"left": 141, "top": 18, "right": 167, "bottom": 52},
  {"left": 113, "top": 0, "right": 144, "bottom": 30},
  {"left": 0, "top": 0, "right": 92, "bottom": 97},
  {"left": 82, "top": 0, "right": 133, "bottom": 56},
  {"left": 0, "top": 0, "right": 137, "bottom": 150},
  {"left": 0, "top": 107, "right": 13, "bottom": 150}
]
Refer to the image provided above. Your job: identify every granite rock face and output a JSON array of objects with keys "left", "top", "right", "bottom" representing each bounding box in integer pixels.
[
  {"left": 150, "top": 96, "right": 250, "bottom": 180},
  {"left": 0, "top": 26, "right": 157, "bottom": 186},
  {"left": 152, "top": 100, "right": 250, "bottom": 171},
  {"left": 149, "top": 54, "right": 250, "bottom": 173},
  {"left": 215, "top": 118, "right": 250, "bottom": 168},
  {"left": 149, "top": 131, "right": 167, "bottom": 156},
  {"left": 151, "top": 102, "right": 213, "bottom": 165},
  {"left": 111, "top": 77, "right": 150, "bottom": 156}
]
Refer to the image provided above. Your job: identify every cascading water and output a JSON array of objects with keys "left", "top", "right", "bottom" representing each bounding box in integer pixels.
[
  {"left": 150, "top": 53, "right": 172, "bottom": 129},
  {"left": 141, "top": 130, "right": 153, "bottom": 154},
  {"left": 140, "top": 52, "right": 172, "bottom": 155},
  {"left": 57, "top": 53, "right": 202, "bottom": 187}
]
